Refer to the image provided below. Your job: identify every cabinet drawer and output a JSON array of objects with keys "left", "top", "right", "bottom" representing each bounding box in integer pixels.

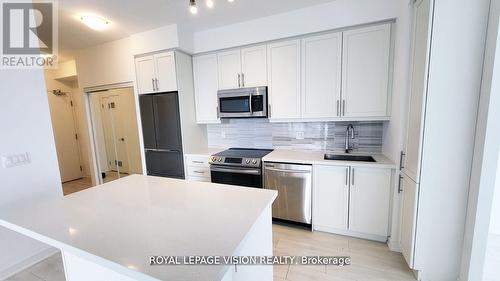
[
  {"left": 187, "top": 166, "right": 210, "bottom": 177},
  {"left": 187, "top": 176, "right": 212, "bottom": 183},
  {"left": 185, "top": 155, "right": 210, "bottom": 167}
]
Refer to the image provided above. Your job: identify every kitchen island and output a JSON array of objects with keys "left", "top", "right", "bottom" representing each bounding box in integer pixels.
[{"left": 0, "top": 175, "right": 277, "bottom": 281}]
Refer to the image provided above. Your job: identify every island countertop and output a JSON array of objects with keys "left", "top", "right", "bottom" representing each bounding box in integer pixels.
[{"left": 0, "top": 175, "right": 277, "bottom": 281}]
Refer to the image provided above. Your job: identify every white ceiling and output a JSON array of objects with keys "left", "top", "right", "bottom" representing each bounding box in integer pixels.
[{"left": 58, "top": 0, "right": 336, "bottom": 59}]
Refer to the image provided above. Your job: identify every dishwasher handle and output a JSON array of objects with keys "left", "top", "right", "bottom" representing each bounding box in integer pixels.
[{"left": 265, "top": 167, "right": 311, "bottom": 174}]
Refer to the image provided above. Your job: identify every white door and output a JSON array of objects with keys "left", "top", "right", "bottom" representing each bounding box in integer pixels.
[
  {"left": 107, "top": 95, "right": 130, "bottom": 174},
  {"left": 313, "top": 165, "right": 349, "bottom": 232},
  {"left": 193, "top": 54, "right": 220, "bottom": 123},
  {"left": 241, "top": 45, "right": 267, "bottom": 87},
  {"left": 404, "top": 0, "right": 432, "bottom": 183},
  {"left": 342, "top": 24, "right": 391, "bottom": 117},
  {"left": 217, "top": 49, "right": 242, "bottom": 90},
  {"left": 100, "top": 96, "right": 118, "bottom": 172},
  {"left": 155, "top": 52, "right": 178, "bottom": 92},
  {"left": 400, "top": 174, "right": 419, "bottom": 268},
  {"left": 267, "top": 40, "right": 301, "bottom": 119},
  {"left": 348, "top": 167, "right": 392, "bottom": 237},
  {"left": 302, "top": 32, "right": 342, "bottom": 118},
  {"left": 47, "top": 92, "right": 83, "bottom": 182},
  {"left": 135, "top": 56, "right": 156, "bottom": 94}
]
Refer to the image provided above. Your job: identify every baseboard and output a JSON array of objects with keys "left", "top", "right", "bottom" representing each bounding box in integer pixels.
[
  {"left": 0, "top": 247, "right": 59, "bottom": 280},
  {"left": 387, "top": 237, "right": 401, "bottom": 252}
]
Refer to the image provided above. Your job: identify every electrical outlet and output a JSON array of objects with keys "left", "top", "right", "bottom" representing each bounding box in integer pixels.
[
  {"left": 295, "top": 131, "right": 305, "bottom": 140},
  {"left": 1, "top": 153, "right": 30, "bottom": 168}
]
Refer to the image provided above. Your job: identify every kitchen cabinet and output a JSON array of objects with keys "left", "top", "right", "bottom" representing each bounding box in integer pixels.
[
  {"left": 400, "top": 174, "right": 419, "bottom": 267},
  {"left": 301, "top": 32, "right": 342, "bottom": 118},
  {"left": 184, "top": 154, "right": 211, "bottom": 182},
  {"left": 313, "top": 165, "right": 349, "bottom": 231},
  {"left": 193, "top": 54, "right": 219, "bottom": 123},
  {"left": 348, "top": 167, "right": 391, "bottom": 237},
  {"left": 135, "top": 51, "right": 177, "bottom": 95},
  {"left": 342, "top": 24, "right": 391, "bottom": 118},
  {"left": 217, "top": 45, "right": 267, "bottom": 90},
  {"left": 267, "top": 39, "right": 301, "bottom": 119},
  {"left": 313, "top": 164, "right": 392, "bottom": 240}
]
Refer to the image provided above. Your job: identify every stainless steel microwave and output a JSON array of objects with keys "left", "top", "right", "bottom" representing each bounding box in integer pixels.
[{"left": 217, "top": 87, "right": 268, "bottom": 118}]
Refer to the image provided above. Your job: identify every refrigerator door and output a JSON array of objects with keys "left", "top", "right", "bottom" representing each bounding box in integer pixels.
[
  {"left": 153, "top": 93, "right": 183, "bottom": 151},
  {"left": 145, "top": 150, "right": 185, "bottom": 179},
  {"left": 139, "top": 95, "right": 157, "bottom": 150}
]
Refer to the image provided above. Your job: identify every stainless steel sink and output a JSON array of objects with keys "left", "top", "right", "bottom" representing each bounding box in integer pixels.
[{"left": 324, "top": 154, "right": 376, "bottom": 162}]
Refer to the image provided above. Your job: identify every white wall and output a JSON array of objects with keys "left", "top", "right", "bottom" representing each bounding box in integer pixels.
[
  {"left": 192, "top": 0, "right": 400, "bottom": 53},
  {"left": 491, "top": 152, "right": 500, "bottom": 235},
  {"left": 0, "top": 68, "right": 63, "bottom": 278}
]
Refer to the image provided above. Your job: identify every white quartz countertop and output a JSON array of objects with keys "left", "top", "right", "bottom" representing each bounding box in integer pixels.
[
  {"left": 0, "top": 175, "right": 277, "bottom": 281},
  {"left": 263, "top": 149, "right": 396, "bottom": 169},
  {"left": 184, "top": 147, "right": 224, "bottom": 157}
]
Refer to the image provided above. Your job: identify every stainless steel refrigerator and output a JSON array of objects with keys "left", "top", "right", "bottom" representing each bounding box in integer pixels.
[{"left": 139, "top": 92, "right": 184, "bottom": 179}]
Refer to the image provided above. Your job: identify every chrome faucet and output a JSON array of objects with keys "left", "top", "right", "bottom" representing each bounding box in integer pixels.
[{"left": 345, "top": 124, "right": 355, "bottom": 153}]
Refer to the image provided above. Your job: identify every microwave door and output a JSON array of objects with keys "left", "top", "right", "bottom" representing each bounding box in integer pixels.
[{"left": 219, "top": 96, "right": 252, "bottom": 118}]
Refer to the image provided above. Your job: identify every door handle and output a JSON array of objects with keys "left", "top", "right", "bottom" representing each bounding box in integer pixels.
[
  {"left": 345, "top": 167, "right": 349, "bottom": 186},
  {"left": 238, "top": 73, "right": 241, "bottom": 88},
  {"left": 155, "top": 78, "right": 159, "bottom": 91},
  {"left": 337, "top": 100, "right": 340, "bottom": 117},
  {"left": 398, "top": 175, "right": 404, "bottom": 193},
  {"left": 152, "top": 79, "right": 156, "bottom": 91},
  {"left": 342, "top": 100, "right": 346, "bottom": 116},
  {"left": 241, "top": 73, "right": 245, "bottom": 87},
  {"left": 400, "top": 151, "right": 406, "bottom": 170},
  {"left": 351, "top": 168, "right": 355, "bottom": 186},
  {"left": 249, "top": 94, "right": 253, "bottom": 113}
]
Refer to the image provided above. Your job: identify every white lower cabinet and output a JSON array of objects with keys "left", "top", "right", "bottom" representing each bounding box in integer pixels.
[
  {"left": 400, "top": 174, "right": 419, "bottom": 268},
  {"left": 184, "top": 155, "right": 211, "bottom": 182},
  {"left": 313, "top": 165, "right": 392, "bottom": 241}
]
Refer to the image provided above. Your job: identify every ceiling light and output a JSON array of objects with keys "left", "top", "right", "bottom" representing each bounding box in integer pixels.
[
  {"left": 206, "top": 0, "right": 214, "bottom": 8},
  {"left": 189, "top": 0, "right": 198, "bottom": 14},
  {"left": 228, "top": 0, "right": 234, "bottom": 2},
  {"left": 80, "top": 15, "right": 110, "bottom": 31}
]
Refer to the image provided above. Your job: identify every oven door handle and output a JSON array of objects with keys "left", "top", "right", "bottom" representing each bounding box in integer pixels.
[{"left": 211, "top": 167, "right": 261, "bottom": 175}]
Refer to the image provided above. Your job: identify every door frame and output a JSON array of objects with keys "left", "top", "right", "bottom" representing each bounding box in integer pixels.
[{"left": 83, "top": 82, "right": 146, "bottom": 186}]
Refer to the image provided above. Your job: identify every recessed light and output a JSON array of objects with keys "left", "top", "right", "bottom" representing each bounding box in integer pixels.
[
  {"left": 80, "top": 15, "right": 110, "bottom": 31},
  {"left": 228, "top": 0, "right": 234, "bottom": 2},
  {"left": 206, "top": 0, "right": 214, "bottom": 8},
  {"left": 189, "top": 0, "right": 198, "bottom": 14}
]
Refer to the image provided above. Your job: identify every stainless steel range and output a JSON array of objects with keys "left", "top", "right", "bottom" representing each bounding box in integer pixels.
[{"left": 209, "top": 148, "right": 273, "bottom": 188}]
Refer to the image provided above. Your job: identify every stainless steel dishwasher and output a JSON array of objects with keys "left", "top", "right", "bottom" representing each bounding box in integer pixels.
[{"left": 263, "top": 162, "right": 312, "bottom": 224}]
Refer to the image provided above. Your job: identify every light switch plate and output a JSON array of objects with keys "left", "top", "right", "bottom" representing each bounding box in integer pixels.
[{"left": 1, "top": 153, "right": 30, "bottom": 168}]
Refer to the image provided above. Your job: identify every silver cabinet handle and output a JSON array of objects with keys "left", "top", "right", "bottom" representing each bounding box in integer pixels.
[
  {"left": 345, "top": 167, "right": 349, "bottom": 186},
  {"left": 238, "top": 73, "right": 241, "bottom": 88},
  {"left": 241, "top": 73, "right": 245, "bottom": 87},
  {"left": 268, "top": 104, "right": 271, "bottom": 118},
  {"left": 155, "top": 78, "right": 159, "bottom": 91},
  {"left": 398, "top": 175, "right": 404, "bottom": 193},
  {"left": 351, "top": 168, "right": 355, "bottom": 186},
  {"left": 343, "top": 100, "right": 346, "bottom": 116},
  {"left": 337, "top": 100, "right": 340, "bottom": 117},
  {"left": 152, "top": 79, "right": 156, "bottom": 91},
  {"left": 399, "top": 151, "right": 406, "bottom": 170},
  {"left": 193, "top": 171, "right": 205, "bottom": 174},
  {"left": 216, "top": 106, "right": 220, "bottom": 119},
  {"left": 192, "top": 161, "right": 205, "bottom": 164}
]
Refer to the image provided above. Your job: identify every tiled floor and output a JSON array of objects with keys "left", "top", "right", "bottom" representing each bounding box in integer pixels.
[
  {"left": 7, "top": 224, "right": 415, "bottom": 281},
  {"left": 483, "top": 234, "right": 500, "bottom": 281},
  {"left": 61, "top": 171, "right": 129, "bottom": 195}
]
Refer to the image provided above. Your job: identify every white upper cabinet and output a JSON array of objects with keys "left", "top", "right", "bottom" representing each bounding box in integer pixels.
[
  {"left": 342, "top": 24, "right": 391, "bottom": 118},
  {"left": 135, "top": 56, "right": 156, "bottom": 94},
  {"left": 155, "top": 52, "right": 177, "bottom": 92},
  {"left": 267, "top": 39, "right": 302, "bottom": 119},
  {"left": 193, "top": 54, "right": 220, "bottom": 124},
  {"left": 135, "top": 51, "right": 177, "bottom": 95},
  {"left": 313, "top": 165, "right": 349, "bottom": 232},
  {"left": 348, "top": 167, "right": 391, "bottom": 237},
  {"left": 301, "top": 32, "right": 342, "bottom": 118},
  {"left": 217, "top": 49, "right": 242, "bottom": 90},
  {"left": 241, "top": 45, "right": 267, "bottom": 88}
]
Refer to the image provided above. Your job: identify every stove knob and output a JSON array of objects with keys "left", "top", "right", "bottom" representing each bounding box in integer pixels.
[
  {"left": 218, "top": 157, "right": 222, "bottom": 162},
  {"left": 252, "top": 159, "right": 258, "bottom": 164},
  {"left": 245, "top": 159, "right": 250, "bottom": 164},
  {"left": 211, "top": 157, "right": 216, "bottom": 162}
]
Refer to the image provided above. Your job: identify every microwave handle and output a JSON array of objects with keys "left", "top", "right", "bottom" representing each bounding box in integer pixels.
[{"left": 249, "top": 94, "right": 253, "bottom": 113}]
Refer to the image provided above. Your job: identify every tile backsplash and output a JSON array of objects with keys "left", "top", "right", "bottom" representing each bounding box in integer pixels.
[{"left": 207, "top": 119, "right": 384, "bottom": 152}]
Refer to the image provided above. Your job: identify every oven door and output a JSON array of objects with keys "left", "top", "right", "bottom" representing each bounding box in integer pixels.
[{"left": 210, "top": 165, "right": 263, "bottom": 188}]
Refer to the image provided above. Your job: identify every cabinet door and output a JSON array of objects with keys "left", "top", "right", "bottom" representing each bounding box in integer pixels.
[
  {"left": 155, "top": 52, "right": 178, "bottom": 92},
  {"left": 267, "top": 40, "right": 301, "bottom": 119},
  {"left": 217, "top": 49, "right": 242, "bottom": 90},
  {"left": 302, "top": 33, "right": 342, "bottom": 118},
  {"left": 313, "top": 165, "right": 349, "bottom": 231},
  {"left": 138, "top": 95, "right": 157, "bottom": 149},
  {"left": 348, "top": 167, "right": 391, "bottom": 237},
  {"left": 342, "top": 24, "right": 391, "bottom": 117},
  {"left": 241, "top": 45, "right": 267, "bottom": 87},
  {"left": 153, "top": 93, "right": 183, "bottom": 151},
  {"left": 400, "top": 174, "right": 419, "bottom": 268},
  {"left": 404, "top": 0, "right": 432, "bottom": 183},
  {"left": 193, "top": 54, "right": 219, "bottom": 123},
  {"left": 135, "top": 56, "right": 156, "bottom": 94}
]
